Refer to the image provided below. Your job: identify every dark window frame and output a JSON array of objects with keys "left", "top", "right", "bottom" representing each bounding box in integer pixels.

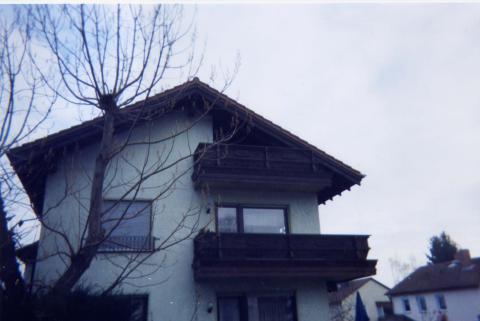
[
  {"left": 217, "top": 292, "right": 298, "bottom": 321},
  {"left": 435, "top": 294, "right": 447, "bottom": 310},
  {"left": 402, "top": 298, "right": 411, "bottom": 312},
  {"left": 416, "top": 295, "right": 427, "bottom": 313},
  {"left": 215, "top": 203, "right": 290, "bottom": 234},
  {"left": 98, "top": 199, "right": 154, "bottom": 253}
]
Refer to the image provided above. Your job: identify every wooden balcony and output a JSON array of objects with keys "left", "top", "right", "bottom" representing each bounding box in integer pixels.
[
  {"left": 193, "top": 232, "right": 377, "bottom": 282},
  {"left": 192, "top": 143, "right": 334, "bottom": 193}
]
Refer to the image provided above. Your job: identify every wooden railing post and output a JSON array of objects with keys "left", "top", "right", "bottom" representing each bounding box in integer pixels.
[
  {"left": 287, "top": 234, "right": 293, "bottom": 258},
  {"left": 265, "top": 146, "right": 270, "bottom": 169},
  {"left": 354, "top": 237, "right": 363, "bottom": 259},
  {"left": 217, "top": 234, "right": 223, "bottom": 259}
]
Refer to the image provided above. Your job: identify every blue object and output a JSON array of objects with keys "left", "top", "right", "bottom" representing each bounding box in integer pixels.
[{"left": 355, "top": 292, "right": 370, "bottom": 321}]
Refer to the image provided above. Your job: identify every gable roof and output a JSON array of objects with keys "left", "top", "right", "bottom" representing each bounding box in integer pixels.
[
  {"left": 387, "top": 257, "right": 480, "bottom": 296},
  {"left": 329, "top": 277, "right": 390, "bottom": 304},
  {"left": 8, "top": 78, "right": 364, "bottom": 214}
]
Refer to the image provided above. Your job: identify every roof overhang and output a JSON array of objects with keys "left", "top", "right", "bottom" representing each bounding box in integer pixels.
[{"left": 8, "top": 78, "right": 364, "bottom": 215}]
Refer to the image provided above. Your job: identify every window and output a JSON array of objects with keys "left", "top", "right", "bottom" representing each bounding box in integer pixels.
[
  {"left": 100, "top": 200, "right": 153, "bottom": 252},
  {"left": 217, "top": 207, "right": 238, "bottom": 233},
  {"left": 402, "top": 298, "right": 411, "bottom": 312},
  {"left": 218, "top": 294, "right": 296, "bottom": 321},
  {"left": 416, "top": 296, "right": 427, "bottom": 313},
  {"left": 377, "top": 306, "right": 385, "bottom": 318},
  {"left": 217, "top": 205, "right": 288, "bottom": 234},
  {"left": 218, "top": 297, "right": 244, "bottom": 321},
  {"left": 435, "top": 294, "right": 447, "bottom": 310}
]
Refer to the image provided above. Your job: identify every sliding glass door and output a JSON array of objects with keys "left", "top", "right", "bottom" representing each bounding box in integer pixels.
[{"left": 218, "top": 294, "right": 296, "bottom": 321}]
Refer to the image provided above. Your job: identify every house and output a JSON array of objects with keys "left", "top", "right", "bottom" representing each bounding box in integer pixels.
[
  {"left": 387, "top": 250, "right": 480, "bottom": 321},
  {"left": 328, "top": 277, "right": 392, "bottom": 321},
  {"left": 8, "top": 78, "right": 377, "bottom": 321}
]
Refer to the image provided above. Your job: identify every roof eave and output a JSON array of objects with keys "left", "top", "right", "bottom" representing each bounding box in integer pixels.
[{"left": 8, "top": 78, "right": 365, "bottom": 211}]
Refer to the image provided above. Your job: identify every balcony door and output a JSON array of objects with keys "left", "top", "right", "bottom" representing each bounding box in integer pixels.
[
  {"left": 216, "top": 205, "right": 288, "bottom": 234},
  {"left": 257, "top": 297, "right": 296, "bottom": 321},
  {"left": 218, "top": 294, "right": 296, "bottom": 321}
]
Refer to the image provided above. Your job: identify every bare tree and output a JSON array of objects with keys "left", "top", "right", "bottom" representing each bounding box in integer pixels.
[
  {"left": 330, "top": 302, "right": 354, "bottom": 321},
  {"left": 16, "top": 4, "right": 241, "bottom": 298},
  {"left": 0, "top": 8, "right": 56, "bottom": 319},
  {"left": 389, "top": 255, "right": 418, "bottom": 284}
]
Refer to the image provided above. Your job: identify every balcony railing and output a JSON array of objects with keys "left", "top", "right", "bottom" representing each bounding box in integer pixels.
[
  {"left": 98, "top": 236, "right": 154, "bottom": 252},
  {"left": 192, "top": 143, "right": 333, "bottom": 192},
  {"left": 193, "top": 232, "right": 376, "bottom": 281}
]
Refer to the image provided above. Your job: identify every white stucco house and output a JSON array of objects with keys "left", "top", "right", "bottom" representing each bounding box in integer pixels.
[
  {"left": 387, "top": 250, "right": 480, "bottom": 321},
  {"left": 10, "top": 78, "right": 377, "bottom": 321},
  {"left": 329, "top": 277, "right": 392, "bottom": 321}
]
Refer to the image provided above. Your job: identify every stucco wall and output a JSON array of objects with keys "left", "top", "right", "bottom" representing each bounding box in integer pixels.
[
  {"left": 33, "top": 110, "right": 328, "bottom": 321},
  {"left": 392, "top": 288, "right": 480, "bottom": 321}
]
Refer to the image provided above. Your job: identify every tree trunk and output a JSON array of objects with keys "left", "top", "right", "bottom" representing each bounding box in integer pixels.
[{"left": 52, "top": 98, "right": 117, "bottom": 294}]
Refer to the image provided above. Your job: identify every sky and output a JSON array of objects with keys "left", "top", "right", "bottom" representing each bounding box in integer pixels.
[
  {"left": 189, "top": 3, "right": 480, "bottom": 286},
  {"left": 6, "top": 3, "right": 480, "bottom": 287}
]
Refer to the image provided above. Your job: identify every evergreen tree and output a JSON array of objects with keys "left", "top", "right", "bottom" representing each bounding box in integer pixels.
[{"left": 427, "top": 232, "right": 458, "bottom": 264}]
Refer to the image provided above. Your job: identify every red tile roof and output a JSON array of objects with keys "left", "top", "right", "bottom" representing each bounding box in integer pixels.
[{"left": 387, "top": 258, "right": 480, "bottom": 296}]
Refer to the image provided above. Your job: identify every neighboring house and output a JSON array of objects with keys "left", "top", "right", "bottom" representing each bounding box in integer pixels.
[
  {"left": 388, "top": 250, "right": 480, "bottom": 321},
  {"left": 8, "top": 78, "right": 377, "bottom": 321},
  {"left": 329, "top": 277, "right": 392, "bottom": 321}
]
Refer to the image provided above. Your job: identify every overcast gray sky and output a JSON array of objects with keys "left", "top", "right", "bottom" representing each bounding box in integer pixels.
[
  {"left": 190, "top": 3, "right": 480, "bottom": 286},
  {"left": 10, "top": 3, "right": 480, "bottom": 287}
]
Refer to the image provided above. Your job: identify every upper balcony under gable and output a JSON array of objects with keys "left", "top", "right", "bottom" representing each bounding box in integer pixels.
[
  {"left": 192, "top": 143, "right": 333, "bottom": 198},
  {"left": 192, "top": 96, "right": 364, "bottom": 204}
]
